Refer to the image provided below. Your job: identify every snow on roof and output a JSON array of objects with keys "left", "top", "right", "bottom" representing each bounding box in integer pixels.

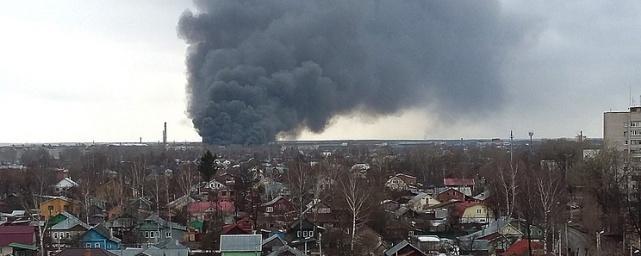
[{"left": 417, "top": 235, "right": 440, "bottom": 242}]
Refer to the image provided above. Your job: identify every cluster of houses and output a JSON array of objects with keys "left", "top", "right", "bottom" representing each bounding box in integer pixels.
[
  {"left": 377, "top": 173, "right": 546, "bottom": 256},
  {"left": 0, "top": 153, "right": 550, "bottom": 256}
]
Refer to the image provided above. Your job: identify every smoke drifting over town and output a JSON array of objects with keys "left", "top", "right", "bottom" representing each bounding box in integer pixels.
[{"left": 178, "top": 0, "right": 529, "bottom": 145}]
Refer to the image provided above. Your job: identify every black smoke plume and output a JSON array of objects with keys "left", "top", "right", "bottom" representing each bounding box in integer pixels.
[{"left": 178, "top": 0, "right": 527, "bottom": 145}]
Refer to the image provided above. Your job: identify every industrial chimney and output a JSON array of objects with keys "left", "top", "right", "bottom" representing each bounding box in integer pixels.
[{"left": 163, "top": 122, "right": 167, "bottom": 146}]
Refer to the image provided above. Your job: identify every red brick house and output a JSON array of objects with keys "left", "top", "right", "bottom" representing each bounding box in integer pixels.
[
  {"left": 260, "top": 196, "right": 296, "bottom": 216},
  {"left": 257, "top": 196, "right": 297, "bottom": 230},
  {"left": 436, "top": 188, "right": 467, "bottom": 202}
]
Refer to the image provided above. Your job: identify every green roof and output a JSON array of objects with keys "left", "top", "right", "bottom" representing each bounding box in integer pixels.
[
  {"left": 9, "top": 243, "right": 37, "bottom": 251},
  {"left": 48, "top": 213, "right": 68, "bottom": 227},
  {"left": 190, "top": 220, "right": 203, "bottom": 231}
]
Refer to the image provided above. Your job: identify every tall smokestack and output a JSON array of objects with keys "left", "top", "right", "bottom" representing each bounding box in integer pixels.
[{"left": 163, "top": 122, "right": 167, "bottom": 145}]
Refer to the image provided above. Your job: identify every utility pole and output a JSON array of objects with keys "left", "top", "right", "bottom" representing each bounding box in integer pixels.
[
  {"left": 510, "top": 130, "right": 514, "bottom": 165},
  {"left": 165, "top": 170, "right": 172, "bottom": 240},
  {"left": 528, "top": 131, "right": 534, "bottom": 155}
]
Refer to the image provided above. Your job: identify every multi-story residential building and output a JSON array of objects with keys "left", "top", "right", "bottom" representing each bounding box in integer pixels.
[
  {"left": 604, "top": 106, "right": 641, "bottom": 156},
  {"left": 604, "top": 106, "right": 641, "bottom": 193}
]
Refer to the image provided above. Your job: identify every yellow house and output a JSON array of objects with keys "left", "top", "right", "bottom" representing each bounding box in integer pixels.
[
  {"left": 39, "top": 197, "right": 75, "bottom": 219},
  {"left": 457, "top": 202, "right": 494, "bottom": 224}
]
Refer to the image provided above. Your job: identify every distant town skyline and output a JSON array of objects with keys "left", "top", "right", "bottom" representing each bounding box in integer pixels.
[{"left": 2, "top": 0, "right": 641, "bottom": 143}]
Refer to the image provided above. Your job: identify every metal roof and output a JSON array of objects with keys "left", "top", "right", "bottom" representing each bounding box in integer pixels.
[
  {"left": 50, "top": 212, "right": 90, "bottom": 231},
  {"left": 219, "top": 234, "right": 262, "bottom": 252}
]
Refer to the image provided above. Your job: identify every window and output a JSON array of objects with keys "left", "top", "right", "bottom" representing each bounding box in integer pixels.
[
  {"left": 297, "top": 231, "right": 301, "bottom": 238},
  {"left": 166, "top": 231, "right": 172, "bottom": 238},
  {"left": 477, "top": 209, "right": 482, "bottom": 214},
  {"left": 85, "top": 243, "right": 91, "bottom": 248},
  {"left": 66, "top": 232, "right": 70, "bottom": 238},
  {"left": 266, "top": 207, "right": 274, "bottom": 213},
  {"left": 302, "top": 231, "right": 308, "bottom": 237},
  {"left": 150, "top": 231, "right": 155, "bottom": 238},
  {"left": 53, "top": 232, "right": 58, "bottom": 239},
  {"left": 144, "top": 231, "right": 149, "bottom": 238},
  {"left": 48, "top": 205, "right": 54, "bottom": 212},
  {"left": 308, "top": 231, "right": 314, "bottom": 237},
  {"left": 94, "top": 243, "right": 100, "bottom": 248}
]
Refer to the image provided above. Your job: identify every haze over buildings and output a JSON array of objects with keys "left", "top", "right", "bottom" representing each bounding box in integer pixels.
[{"left": 2, "top": 0, "right": 641, "bottom": 143}]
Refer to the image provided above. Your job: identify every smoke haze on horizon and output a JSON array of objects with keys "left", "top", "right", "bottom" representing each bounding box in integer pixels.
[{"left": 178, "top": 0, "right": 533, "bottom": 145}]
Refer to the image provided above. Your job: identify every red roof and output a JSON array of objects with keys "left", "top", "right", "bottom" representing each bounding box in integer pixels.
[
  {"left": 222, "top": 223, "right": 252, "bottom": 234},
  {"left": 444, "top": 178, "right": 475, "bottom": 187},
  {"left": 0, "top": 226, "right": 35, "bottom": 247},
  {"left": 502, "top": 239, "right": 544, "bottom": 256},
  {"left": 187, "top": 202, "right": 216, "bottom": 214}
]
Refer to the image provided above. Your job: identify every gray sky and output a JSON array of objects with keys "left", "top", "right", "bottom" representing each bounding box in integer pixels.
[{"left": 1, "top": 0, "right": 640, "bottom": 143}]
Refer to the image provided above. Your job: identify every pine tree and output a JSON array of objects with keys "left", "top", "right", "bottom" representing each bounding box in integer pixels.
[{"left": 198, "top": 150, "right": 217, "bottom": 181}]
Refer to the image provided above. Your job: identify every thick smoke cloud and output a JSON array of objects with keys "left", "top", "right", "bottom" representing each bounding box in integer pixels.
[{"left": 178, "top": 0, "right": 527, "bottom": 145}]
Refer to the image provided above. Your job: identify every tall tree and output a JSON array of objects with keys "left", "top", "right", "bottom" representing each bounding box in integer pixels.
[
  {"left": 536, "top": 162, "right": 565, "bottom": 253},
  {"left": 340, "top": 171, "right": 372, "bottom": 252},
  {"left": 198, "top": 150, "right": 217, "bottom": 181}
]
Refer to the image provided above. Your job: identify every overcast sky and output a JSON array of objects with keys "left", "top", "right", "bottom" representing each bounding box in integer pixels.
[{"left": 1, "top": 0, "right": 641, "bottom": 143}]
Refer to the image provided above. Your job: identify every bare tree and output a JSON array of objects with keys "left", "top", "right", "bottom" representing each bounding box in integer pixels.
[
  {"left": 497, "top": 161, "right": 519, "bottom": 219},
  {"left": 536, "top": 163, "right": 564, "bottom": 253},
  {"left": 176, "top": 161, "right": 196, "bottom": 197},
  {"left": 19, "top": 169, "right": 52, "bottom": 256},
  {"left": 340, "top": 171, "right": 372, "bottom": 252}
]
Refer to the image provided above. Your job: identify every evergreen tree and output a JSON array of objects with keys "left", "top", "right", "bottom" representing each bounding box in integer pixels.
[{"left": 198, "top": 150, "right": 217, "bottom": 181}]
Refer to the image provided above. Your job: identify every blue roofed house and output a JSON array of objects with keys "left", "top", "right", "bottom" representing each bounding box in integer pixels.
[
  {"left": 80, "top": 224, "right": 121, "bottom": 250},
  {"left": 219, "top": 234, "right": 262, "bottom": 256}
]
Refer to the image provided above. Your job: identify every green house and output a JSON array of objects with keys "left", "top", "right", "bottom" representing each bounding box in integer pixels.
[{"left": 219, "top": 234, "right": 262, "bottom": 256}]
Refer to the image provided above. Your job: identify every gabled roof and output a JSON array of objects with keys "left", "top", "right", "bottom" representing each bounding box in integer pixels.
[
  {"left": 0, "top": 226, "right": 35, "bottom": 247},
  {"left": 407, "top": 193, "right": 440, "bottom": 206},
  {"left": 502, "top": 239, "right": 544, "bottom": 256},
  {"left": 266, "top": 245, "right": 305, "bottom": 256},
  {"left": 56, "top": 248, "right": 117, "bottom": 256},
  {"left": 50, "top": 212, "right": 91, "bottom": 231},
  {"left": 444, "top": 178, "right": 475, "bottom": 187},
  {"left": 262, "top": 234, "right": 287, "bottom": 247},
  {"left": 144, "top": 214, "right": 187, "bottom": 231},
  {"left": 458, "top": 217, "right": 520, "bottom": 241},
  {"left": 108, "top": 241, "right": 188, "bottom": 256},
  {"left": 84, "top": 224, "right": 121, "bottom": 243},
  {"left": 473, "top": 190, "right": 491, "bottom": 201},
  {"left": 261, "top": 196, "right": 290, "bottom": 207},
  {"left": 55, "top": 177, "right": 79, "bottom": 188},
  {"left": 219, "top": 234, "right": 262, "bottom": 252},
  {"left": 288, "top": 218, "right": 320, "bottom": 231},
  {"left": 222, "top": 223, "right": 251, "bottom": 235},
  {"left": 166, "top": 194, "right": 196, "bottom": 208},
  {"left": 383, "top": 240, "right": 427, "bottom": 256},
  {"left": 452, "top": 202, "right": 484, "bottom": 218},
  {"left": 9, "top": 242, "right": 37, "bottom": 251},
  {"left": 39, "top": 196, "right": 72, "bottom": 203}
]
